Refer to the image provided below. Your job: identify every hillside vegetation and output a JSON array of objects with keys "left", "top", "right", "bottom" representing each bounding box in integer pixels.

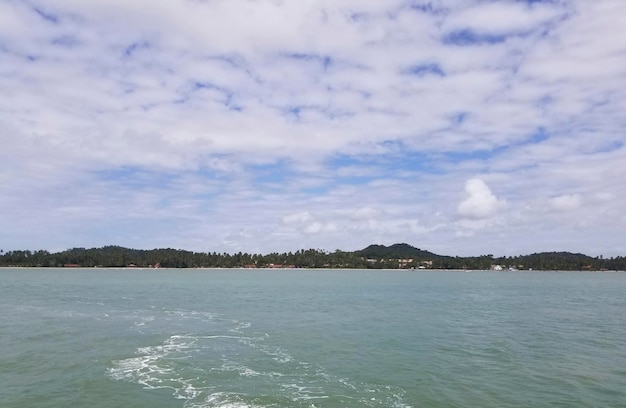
[{"left": 1, "top": 244, "right": 623, "bottom": 270}]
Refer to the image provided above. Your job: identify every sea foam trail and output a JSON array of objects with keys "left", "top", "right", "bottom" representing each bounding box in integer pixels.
[{"left": 107, "top": 309, "right": 413, "bottom": 408}]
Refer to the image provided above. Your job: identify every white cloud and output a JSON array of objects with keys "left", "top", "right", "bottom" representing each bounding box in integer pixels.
[
  {"left": 1, "top": 0, "right": 626, "bottom": 257},
  {"left": 457, "top": 178, "right": 505, "bottom": 220},
  {"left": 350, "top": 207, "right": 381, "bottom": 221},
  {"left": 443, "top": 1, "right": 565, "bottom": 36},
  {"left": 282, "top": 211, "right": 314, "bottom": 225},
  {"left": 550, "top": 194, "right": 582, "bottom": 211}
]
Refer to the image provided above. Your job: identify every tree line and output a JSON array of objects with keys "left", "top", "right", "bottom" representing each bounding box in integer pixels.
[{"left": 1, "top": 243, "right": 624, "bottom": 270}]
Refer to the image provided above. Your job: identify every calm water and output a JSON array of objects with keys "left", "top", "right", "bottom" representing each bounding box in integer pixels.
[{"left": 1, "top": 268, "right": 625, "bottom": 408}]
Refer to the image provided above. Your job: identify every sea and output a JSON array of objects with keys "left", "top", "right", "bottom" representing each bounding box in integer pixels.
[{"left": 1, "top": 268, "right": 625, "bottom": 408}]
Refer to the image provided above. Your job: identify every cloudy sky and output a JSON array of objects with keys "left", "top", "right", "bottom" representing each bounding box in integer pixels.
[{"left": 1, "top": 0, "right": 625, "bottom": 257}]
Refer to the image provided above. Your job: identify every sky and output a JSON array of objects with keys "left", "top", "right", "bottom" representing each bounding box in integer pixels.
[{"left": 1, "top": 0, "right": 626, "bottom": 257}]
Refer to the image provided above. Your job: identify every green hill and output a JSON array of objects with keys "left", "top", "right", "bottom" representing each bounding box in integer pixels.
[{"left": 356, "top": 243, "right": 442, "bottom": 259}]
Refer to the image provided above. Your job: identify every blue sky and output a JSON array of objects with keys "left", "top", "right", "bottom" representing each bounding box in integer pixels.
[{"left": 1, "top": 0, "right": 625, "bottom": 256}]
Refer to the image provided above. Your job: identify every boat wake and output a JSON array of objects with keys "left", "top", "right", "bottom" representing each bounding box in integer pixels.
[{"left": 108, "top": 309, "right": 411, "bottom": 408}]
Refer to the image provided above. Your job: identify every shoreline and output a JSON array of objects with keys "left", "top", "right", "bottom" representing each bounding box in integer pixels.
[{"left": 1, "top": 266, "right": 623, "bottom": 272}]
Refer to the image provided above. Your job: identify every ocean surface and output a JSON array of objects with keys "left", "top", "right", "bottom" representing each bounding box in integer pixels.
[{"left": 1, "top": 268, "right": 625, "bottom": 408}]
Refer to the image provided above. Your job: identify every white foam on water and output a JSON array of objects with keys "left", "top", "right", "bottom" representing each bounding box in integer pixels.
[
  {"left": 281, "top": 383, "right": 330, "bottom": 402},
  {"left": 200, "top": 335, "right": 247, "bottom": 341},
  {"left": 337, "top": 377, "right": 357, "bottom": 390},
  {"left": 108, "top": 310, "right": 414, "bottom": 408},
  {"left": 236, "top": 335, "right": 293, "bottom": 364},
  {"left": 186, "top": 391, "right": 264, "bottom": 408},
  {"left": 231, "top": 321, "right": 251, "bottom": 331},
  {"left": 163, "top": 309, "right": 219, "bottom": 322},
  {"left": 277, "top": 363, "right": 415, "bottom": 408},
  {"left": 108, "top": 333, "right": 202, "bottom": 399},
  {"left": 178, "top": 383, "right": 202, "bottom": 400},
  {"left": 133, "top": 315, "right": 155, "bottom": 328},
  {"left": 218, "top": 361, "right": 285, "bottom": 379}
]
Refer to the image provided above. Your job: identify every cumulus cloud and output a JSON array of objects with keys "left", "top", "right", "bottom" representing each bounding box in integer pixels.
[{"left": 457, "top": 179, "right": 505, "bottom": 220}]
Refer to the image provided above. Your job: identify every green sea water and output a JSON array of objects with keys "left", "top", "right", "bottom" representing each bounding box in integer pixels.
[{"left": 1, "top": 268, "right": 625, "bottom": 408}]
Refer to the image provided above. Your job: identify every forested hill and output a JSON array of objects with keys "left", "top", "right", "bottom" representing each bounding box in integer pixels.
[
  {"left": 356, "top": 243, "right": 446, "bottom": 260},
  {"left": 0, "top": 244, "right": 624, "bottom": 270}
]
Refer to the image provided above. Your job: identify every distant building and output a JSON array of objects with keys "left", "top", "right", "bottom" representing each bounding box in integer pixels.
[{"left": 398, "top": 259, "right": 414, "bottom": 268}]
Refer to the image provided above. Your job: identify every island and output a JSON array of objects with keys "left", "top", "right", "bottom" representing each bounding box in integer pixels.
[{"left": 1, "top": 243, "right": 623, "bottom": 271}]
